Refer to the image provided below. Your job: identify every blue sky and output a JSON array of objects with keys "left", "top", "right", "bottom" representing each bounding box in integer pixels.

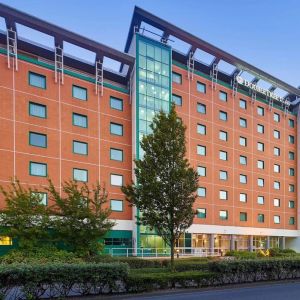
[{"left": 1, "top": 0, "right": 299, "bottom": 87}]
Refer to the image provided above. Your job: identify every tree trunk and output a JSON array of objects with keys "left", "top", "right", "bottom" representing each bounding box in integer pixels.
[{"left": 170, "top": 237, "right": 175, "bottom": 272}]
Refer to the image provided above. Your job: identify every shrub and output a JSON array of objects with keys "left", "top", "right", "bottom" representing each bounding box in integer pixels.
[
  {"left": 225, "top": 250, "right": 257, "bottom": 259},
  {"left": 269, "top": 248, "right": 297, "bottom": 257}
]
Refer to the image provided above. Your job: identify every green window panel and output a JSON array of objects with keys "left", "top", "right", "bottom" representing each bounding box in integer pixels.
[
  {"left": 29, "top": 71, "right": 46, "bottom": 89},
  {"left": 29, "top": 102, "right": 47, "bottom": 118},
  {"left": 110, "top": 96, "right": 123, "bottom": 111},
  {"left": 73, "top": 113, "right": 88, "bottom": 128},
  {"left": 29, "top": 132, "right": 47, "bottom": 148},
  {"left": 73, "top": 168, "right": 88, "bottom": 182},
  {"left": 111, "top": 199, "right": 123, "bottom": 212},
  {"left": 29, "top": 162, "right": 47, "bottom": 177},
  {"left": 72, "top": 85, "right": 87, "bottom": 101},
  {"left": 73, "top": 140, "right": 88, "bottom": 155}
]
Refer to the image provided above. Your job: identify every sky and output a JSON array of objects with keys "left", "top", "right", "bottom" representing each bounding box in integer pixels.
[{"left": 1, "top": 0, "right": 300, "bottom": 88}]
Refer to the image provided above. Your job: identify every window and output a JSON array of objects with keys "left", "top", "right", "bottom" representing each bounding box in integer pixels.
[
  {"left": 257, "top": 178, "right": 264, "bottom": 187},
  {"left": 31, "top": 192, "right": 48, "bottom": 205},
  {"left": 219, "top": 91, "right": 227, "bottom": 102},
  {"left": 219, "top": 150, "right": 228, "bottom": 161},
  {"left": 239, "top": 99, "right": 247, "bottom": 109},
  {"left": 289, "top": 168, "right": 295, "bottom": 176},
  {"left": 289, "top": 119, "right": 295, "bottom": 128},
  {"left": 197, "top": 208, "right": 206, "bottom": 219},
  {"left": 73, "top": 141, "right": 88, "bottom": 155},
  {"left": 110, "top": 122, "right": 123, "bottom": 136},
  {"left": 240, "top": 174, "right": 247, "bottom": 184},
  {"left": 172, "top": 72, "right": 182, "bottom": 84},
  {"left": 219, "top": 131, "right": 227, "bottom": 141},
  {"left": 274, "top": 198, "right": 280, "bottom": 207},
  {"left": 197, "top": 187, "right": 206, "bottom": 197},
  {"left": 257, "top": 160, "right": 264, "bottom": 169},
  {"left": 29, "top": 71, "right": 46, "bottom": 89},
  {"left": 111, "top": 199, "right": 123, "bottom": 212},
  {"left": 289, "top": 135, "right": 295, "bottom": 144},
  {"left": 289, "top": 200, "right": 295, "bottom": 208},
  {"left": 110, "top": 96, "right": 123, "bottom": 111},
  {"left": 73, "top": 113, "right": 88, "bottom": 128},
  {"left": 110, "top": 148, "right": 123, "bottom": 161},
  {"left": 172, "top": 94, "right": 182, "bottom": 106},
  {"left": 197, "top": 124, "right": 206, "bottom": 135},
  {"left": 72, "top": 85, "right": 87, "bottom": 101},
  {"left": 289, "top": 184, "right": 295, "bottom": 192},
  {"left": 274, "top": 164, "right": 280, "bottom": 173},
  {"left": 239, "top": 118, "right": 247, "bottom": 128},
  {"left": 110, "top": 174, "right": 123, "bottom": 186},
  {"left": 257, "top": 106, "right": 264, "bottom": 116},
  {"left": 197, "top": 81, "right": 206, "bottom": 93},
  {"left": 274, "top": 181, "right": 280, "bottom": 190},
  {"left": 197, "top": 103, "right": 206, "bottom": 114},
  {"left": 257, "top": 124, "right": 264, "bottom": 134},
  {"left": 219, "top": 170, "right": 228, "bottom": 180},
  {"left": 274, "top": 147, "right": 280, "bottom": 156},
  {"left": 289, "top": 151, "right": 295, "bottom": 160},
  {"left": 274, "top": 113, "right": 280, "bottom": 122},
  {"left": 257, "top": 196, "right": 264, "bottom": 205},
  {"left": 29, "top": 132, "right": 47, "bottom": 148},
  {"left": 289, "top": 217, "right": 295, "bottom": 225},
  {"left": 29, "top": 102, "right": 47, "bottom": 118},
  {"left": 219, "top": 111, "right": 227, "bottom": 121},
  {"left": 257, "top": 142, "right": 264, "bottom": 152},
  {"left": 240, "top": 212, "right": 247, "bottom": 222},
  {"left": 258, "top": 214, "right": 264, "bottom": 223},
  {"left": 240, "top": 193, "right": 247, "bottom": 203},
  {"left": 219, "top": 190, "right": 228, "bottom": 200},
  {"left": 240, "top": 155, "right": 247, "bottom": 165},
  {"left": 197, "top": 166, "right": 206, "bottom": 177},
  {"left": 197, "top": 145, "right": 206, "bottom": 156},
  {"left": 73, "top": 168, "right": 88, "bottom": 182},
  {"left": 274, "top": 130, "right": 280, "bottom": 139},
  {"left": 239, "top": 136, "right": 247, "bottom": 147},
  {"left": 219, "top": 210, "right": 228, "bottom": 220},
  {"left": 274, "top": 215, "right": 280, "bottom": 224},
  {"left": 29, "top": 162, "right": 47, "bottom": 177}
]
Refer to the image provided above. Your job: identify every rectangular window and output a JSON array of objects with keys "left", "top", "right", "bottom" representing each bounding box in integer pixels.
[
  {"left": 240, "top": 212, "right": 247, "bottom": 222},
  {"left": 274, "top": 130, "right": 280, "bottom": 139},
  {"left": 289, "top": 119, "right": 295, "bottom": 128},
  {"left": 197, "top": 208, "right": 206, "bottom": 219},
  {"left": 289, "top": 217, "right": 295, "bottom": 225},
  {"left": 239, "top": 99, "right": 247, "bottom": 109},
  {"left": 240, "top": 155, "right": 247, "bottom": 165},
  {"left": 240, "top": 174, "right": 247, "bottom": 184},
  {"left": 274, "top": 198, "right": 280, "bottom": 207},
  {"left": 219, "top": 130, "right": 228, "bottom": 141},
  {"left": 274, "top": 164, "right": 280, "bottom": 173},
  {"left": 31, "top": 192, "right": 48, "bottom": 205},
  {"left": 258, "top": 214, "right": 264, "bottom": 223},
  {"left": 289, "top": 168, "right": 295, "bottom": 176},
  {"left": 239, "top": 136, "right": 247, "bottom": 147},
  {"left": 257, "top": 196, "right": 264, "bottom": 205},
  {"left": 289, "top": 200, "right": 295, "bottom": 208},
  {"left": 257, "top": 160, "right": 264, "bottom": 169},
  {"left": 219, "top": 170, "right": 228, "bottom": 180},
  {"left": 257, "top": 106, "right": 264, "bottom": 116},
  {"left": 274, "top": 181, "right": 280, "bottom": 190},
  {"left": 219, "top": 150, "right": 228, "bottom": 161},
  {"left": 111, "top": 199, "right": 123, "bottom": 212},
  {"left": 73, "top": 168, "right": 88, "bottom": 182},
  {"left": 29, "top": 102, "right": 47, "bottom": 118},
  {"left": 219, "top": 210, "right": 228, "bottom": 220},
  {"left": 240, "top": 193, "right": 247, "bottom": 203},
  {"left": 197, "top": 124, "right": 206, "bottom": 135},
  {"left": 219, "top": 190, "right": 228, "bottom": 200},
  {"left": 239, "top": 118, "right": 247, "bottom": 128},
  {"left": 29, "top": 162, "right": 47, "bottom": 177},
  {"left": 29, "top": 132, "right": 47, "bottom": 148},
  {"left": 73, "top": 141, "right": 88, "bottom": 155},
  {"left": 172, "top": 72, "right": 182, "bottom": 84},
  {"left": 289, "top": 135, "right": 295, "bottom": 144},
  {"left": 72, "top": 85, "right": 87, "bottom": 101},
  {"left": 110, "top": 148, "right": 123, "bottom": 161},
  {"left": 219, "top": 111, "right": 227, "bottom": 121},
  {"left": 219, "top": 91, "right": 227, "bottom": 102},
  {"left": 197, "top": 166, "right": 206, "bottom": 177},
  {"left": 197, "top": 103, "right": 206, "bottom": 114},
  {"left": 289, "top": 151, "right": 295, "bottom": 160},
  {"left": 110, "top": 96, "right": 123, "bottom": 111},
  {"left": 274, "top": 215, "right": 280, "bottom": 224},
  {"left": 110, "top": 174, "right": 123, "bottom": 186},
  {"left": 274, "top": 147, "right": 280, "bottom": 156},
  {"left": 257, "top": 124, "right": 264, "bottom": 134},
  {"left": 73, "top": 113, "right": 88, "bottom": 128},
  {"left": 274, "top": 113, "right": 280, "bottom": 122},
  {"left": 289, "top": 184, "right": 295, "bottom": 192},
  {"left": 257, "top": 142, "right": 264, "bottom": 152},
  {"left": 172, "top": 94, "right": 182, "bottom": 106},
  {"left": 197, "top": 81, "right": 206, "bottom": 93},
  {"left": 257, "top": 178, "right": 264, "bottom": 187},
  {"left": 110, "top": 122, "right": 123, "bottom": 136},
  {"left": 29, "top": 71, "right": 46, "bottom": 89},
  {"left": 197, "top": 187, "right": 206, "bottom": 197},
  {"left": 197, "top": 145, "right": 206, "bottom": 156}
]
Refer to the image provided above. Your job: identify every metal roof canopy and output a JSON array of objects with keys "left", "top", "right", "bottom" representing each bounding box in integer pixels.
[
  {"left": 125, "top": 6, "right": 300, "bottom": 100},
  {"left": 0, "top": 3, "right": 135, "bottom": 82}
]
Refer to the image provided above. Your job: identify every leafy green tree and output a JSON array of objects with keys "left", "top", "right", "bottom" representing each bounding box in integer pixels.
[
  {"left": 47, "top": 180, "right": 114, "bottom": 255},
  {"left": 0, "top": 179, "right": 51, "bottom": 249},
  {"left": 122, "top": 104, "right": 199, "bottom": 269}
]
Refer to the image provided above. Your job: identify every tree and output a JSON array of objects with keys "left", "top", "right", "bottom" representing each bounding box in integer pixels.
[
  {"left": 47, "top": 180, "right": 114, "bottom": 255},
  {"left": 0, "top": 179, "right": 51, "bottom": 249},
  {"left": 122, "top": 104, "right": 199, "bottom": 269}
]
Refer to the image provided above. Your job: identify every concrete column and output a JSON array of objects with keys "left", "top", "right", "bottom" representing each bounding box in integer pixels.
[
  {"left": 230, "top": 235, "right": 235, "bottom": 251},
  {"left": 266, "top": 236, "right": 270, "bottom": 249},
  {"left": 209, "top": 234, "right": 215, "bottom": 253},
  {"left": 281, "top": 237, "right": 286, "bottom": 249},
  {"left": 249, "top": 235, "right": 254, "bottom": 252}
]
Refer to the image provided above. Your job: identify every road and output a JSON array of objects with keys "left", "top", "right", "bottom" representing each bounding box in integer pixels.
[{"left": 112, "top": 281, "right": 300, "bottom": 300}]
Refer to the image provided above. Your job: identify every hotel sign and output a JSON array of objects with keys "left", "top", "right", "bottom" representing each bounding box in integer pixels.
[{"left": 236, "top": 76, "right": 290, "bottom": 105}]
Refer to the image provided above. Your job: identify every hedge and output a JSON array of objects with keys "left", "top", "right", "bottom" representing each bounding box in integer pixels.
[{"left": 0, "top": 262, "right": 128, "bottom": 299}]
